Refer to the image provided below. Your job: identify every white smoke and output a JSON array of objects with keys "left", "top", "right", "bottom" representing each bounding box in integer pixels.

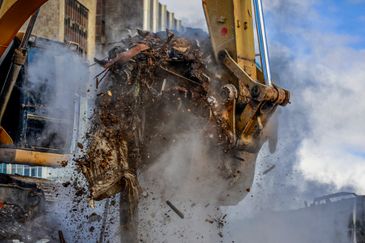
[
  {"left": 26, "top": 39, "right": 90, "bottom": 156},
  {"left": 25, "top": 40, "right": 106, "bottom": 242},
  {"left": 264, "top": 0, "right": 365, "bottom": 194},
  {"left": 138, "top": 129, "right": 232, "bottom": 243}
]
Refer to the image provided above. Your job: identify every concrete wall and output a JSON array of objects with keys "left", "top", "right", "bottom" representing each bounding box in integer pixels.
[
  {"left": 79, "top": 0, "right": 97, "bottom": 60},
  {"left": 150, "top": 0, "right": 159, "bottom": 32},
  {"left": 140, "top": 0, "right": 180, "bottom": 32},
  {"left": 159, "top": 3, "right": 166, "bottom": 31},
  {"left": 143, "top": 0, "right": 150, "bottom": 31},
  {"left": 176, "top": 19, "right": 182, "bottom": 32},
  {"left": 167, "top": 11, "right": 174, "bottom": 30},
  {"left": 21, "top": 0, "right": 61, "bottom": 42}
]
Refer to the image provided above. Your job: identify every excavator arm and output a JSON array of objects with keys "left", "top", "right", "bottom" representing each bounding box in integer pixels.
[
  {"left": 203, "top": 0, "right": 290, "bottom": 154},
  {"left": 203, "top": 0, "right": 257, "bottom": 80}
]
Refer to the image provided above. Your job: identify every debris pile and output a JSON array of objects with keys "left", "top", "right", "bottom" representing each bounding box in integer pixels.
[
  {"left": 77, "top": 29, "right": 238, "bottom": 212},
  {"left": 0, "top": 174, "right": 57, "bottom": 242}
]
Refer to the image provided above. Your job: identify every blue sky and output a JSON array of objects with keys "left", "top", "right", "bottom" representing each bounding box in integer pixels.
[
  {"left": 160, "top": 0, "right": 365, "bottom": 50},
  {"left": 265, "top": 0, "right": 365, "bottom": 49},
  {"left": 317, "top": 0, "right": 365, "bottom": 48}
]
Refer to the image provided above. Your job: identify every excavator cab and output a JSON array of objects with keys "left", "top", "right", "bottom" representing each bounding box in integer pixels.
[{"left": 0, "top": 35, "right": 83, "bottom": 167}]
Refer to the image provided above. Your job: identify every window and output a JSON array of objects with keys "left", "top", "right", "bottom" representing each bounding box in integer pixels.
[
  {"left": 16, "top": 165, "right": 23, "bottom": 175},
  {"left": 24, "top": 166, "right": 30, "bottom": 176},
  {"left": 37, "top": 167, "right": 42, "bottom": 178},
  {"left": 11, "top": 165, "right": 16, "bottom": 174},
  {"left": 0, "top": 164, "right": 6, "bottom": 174},
  {"left": 31, "top": 167, "right": 38, "bottom": 177},
  {"left": 95, "top": 0, "right": 106, "bottom": 43},
  {"left": 64, "top": 0, "right": 89, "bottom": 55}
]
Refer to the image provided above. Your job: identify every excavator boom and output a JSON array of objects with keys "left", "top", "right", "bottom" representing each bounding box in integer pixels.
[
  {"left": 203, "top": 0, "right": 257, "bottom": 80},
  {"left": 0, "top": 0, "right": 47, "bottom": 56},
  {"left": 203, "top": 0, "right": 289, "bottom": 155}
]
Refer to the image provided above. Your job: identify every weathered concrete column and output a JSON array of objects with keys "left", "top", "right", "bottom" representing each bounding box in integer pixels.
[
  {"left": 159, "top": 3, "right": 167, "bottom": 31},
  {"left": 150, "top": 0, "right": 159, "bottom": 32}
]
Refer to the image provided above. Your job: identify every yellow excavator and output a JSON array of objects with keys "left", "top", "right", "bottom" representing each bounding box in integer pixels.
[
  {"left": 0, "top": 0, "right": 289, "bottom": 241},
  {"left": 0, "top": 0, "right": 68, "bottom": 167}
]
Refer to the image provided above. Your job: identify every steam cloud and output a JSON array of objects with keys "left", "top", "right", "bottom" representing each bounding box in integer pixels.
[{"left": 27, "top": 40, "right": 89, "bottom": 155}]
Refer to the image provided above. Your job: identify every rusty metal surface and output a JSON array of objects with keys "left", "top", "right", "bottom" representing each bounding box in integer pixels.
[
  {"left": 0, "top": 126, "right": 13, "bottom": 144},
  {"left": 104, "top": 43, "right": 150, "bottom": 69}
]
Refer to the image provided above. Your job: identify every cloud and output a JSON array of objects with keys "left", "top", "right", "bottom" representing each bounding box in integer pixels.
[
  {"left": 265, "top": 0, "right": 365, "bottom": 193},
  {"left": 294, "top": 38, "right": 365, "bottom": 192}
]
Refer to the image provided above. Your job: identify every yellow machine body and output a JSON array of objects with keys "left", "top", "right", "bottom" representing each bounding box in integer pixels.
[{"left": 0, "top": 0, "right": 47, "bottom": 56}]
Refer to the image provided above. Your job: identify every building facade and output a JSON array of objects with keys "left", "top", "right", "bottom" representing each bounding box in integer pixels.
[
  {"left": 95, "top": 0, "right": 182, "bottom": 53},
  {"left": 21, "top": 0, "right": 182, "bottom": 58},
  {"left": 21, "top": 0, "right": 97, "bottom": 60}
]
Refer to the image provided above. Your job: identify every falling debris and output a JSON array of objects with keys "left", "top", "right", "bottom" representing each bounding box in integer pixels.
[
  {"left": 205, "top": 213, "right": 227, "bottom": 239},
  {"left": 59, "top": 230, "right": 66, "bottom": 243},
  {"left": 88, "top": 212, "right": 102, "bottom": 223},
  {"left": 76, "top": 29, "right": 235, "bottom": 204},
  {"left": 77, "top": 142, "right": 84, "bottom": 150},
  {"left": 75, "top": 28, "right": 287, "bottom": 242},
  {"left": 263, "top": 165, "right": 276, "bottom": 175},
  {"left": 166, "top": 200, "right": 184, "bottom": 219}
]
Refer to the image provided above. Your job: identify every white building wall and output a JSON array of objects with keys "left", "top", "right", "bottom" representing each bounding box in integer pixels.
[
  {"left": 142, "top": 0, "right": 181, "bottom": 32},
  {"left": 159, "top": 4, "right": 167, "bottom": 31},
  {"left": 167, "top": 11, "right": 175, "bottom": 30},
  {"left": 151, "top": 0, "right": 159, "bottom": 32},
  {"left": 171, "top": 12, "right": 176, "bottom": 30},
  {"left": 143, "top": 0, "right": 151, "bottom": 30},
  {"left": 176, "top": 19, "right": 182, "bottom": 32}
]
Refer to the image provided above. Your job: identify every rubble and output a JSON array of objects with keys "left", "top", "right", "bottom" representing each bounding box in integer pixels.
[
  {"left": 263, "top": 164, "right": 276, "bottom": 175},
  {"left": 78, "top": 30, "right": 215, "bottom": 201},
  {"left": 59, "top": 230, "right": 66, "bottom": 243},
  {"left": 0, "top": 174, "right": 58, "bottom": 242},
  {"left": 166, "top": 200, "right": 184, "bottom": 219}
]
